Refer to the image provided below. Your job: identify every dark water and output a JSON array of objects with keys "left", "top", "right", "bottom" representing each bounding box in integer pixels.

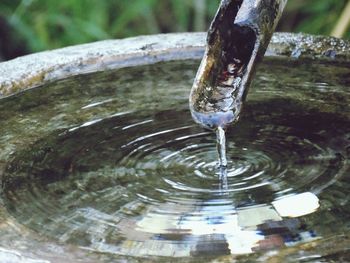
[{"left": 0, "top": 60, "right": 349, "bottom": 262}]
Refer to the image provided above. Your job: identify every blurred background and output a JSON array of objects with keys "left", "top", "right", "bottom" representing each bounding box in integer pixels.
[{"left": 0, "top": 0, "right": 349, "bottom": 61}]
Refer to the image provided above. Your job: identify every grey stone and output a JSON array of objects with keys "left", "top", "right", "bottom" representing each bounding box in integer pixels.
[{"left": 0, "top": 32, "right": 349, "bottom": 98}]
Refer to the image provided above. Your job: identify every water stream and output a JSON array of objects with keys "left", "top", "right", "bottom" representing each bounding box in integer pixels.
[
  {"left": 0, "top": 59, "right": 349, "bottom": 262},
  {"left": 216, "top": 127, "right": 228, "bottom": 168}
]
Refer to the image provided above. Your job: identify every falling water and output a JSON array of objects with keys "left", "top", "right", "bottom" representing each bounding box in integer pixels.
[
  {"left": 216, "top": 126, "right": 228, "bottom": 167},
  {"left": 216, "top": 127, "right": 229, "bottom": 192}
]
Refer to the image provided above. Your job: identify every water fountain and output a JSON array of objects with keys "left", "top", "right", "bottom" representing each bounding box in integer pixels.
[{"left": 0, "top": 5, "right": 349, "bottom": 263}]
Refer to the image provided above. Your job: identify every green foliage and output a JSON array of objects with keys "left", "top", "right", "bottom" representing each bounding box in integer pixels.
[
  {"left": 0, "top": 0, "right": 348, "bottom": 55},
  {"left": 281, "top": 0, "right": 349, "bottom": 38}
]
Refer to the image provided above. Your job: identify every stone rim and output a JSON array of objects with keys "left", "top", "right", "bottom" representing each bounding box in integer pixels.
[{"left": 0, "top": 32, "right": 349, "bottom": 97}]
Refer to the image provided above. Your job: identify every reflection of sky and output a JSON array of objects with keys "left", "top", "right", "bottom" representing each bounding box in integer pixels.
[
  {"left": 136, "top": 192, "right": 320, "bottom": 255},
  {"left": 179, "top": 203, "right": 264, "bottom": 255},
  {"left": 272, "top": 192, "right": 320, "bottom": 217}
]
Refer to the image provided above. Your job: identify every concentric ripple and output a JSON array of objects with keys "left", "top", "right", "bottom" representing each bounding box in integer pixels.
[
  {"left": 1, "top": 60, "right": 350, "bottom": 260},
  {"left": 3, "top": 98, "right": 349, "bottom": 258}
]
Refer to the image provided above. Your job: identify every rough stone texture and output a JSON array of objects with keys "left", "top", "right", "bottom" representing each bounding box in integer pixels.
[
  {"left": 0, "top": 248, "right": 49, "bottom": 263},
  {"left": 0, "top": 32, "right": 349, "bottom": 98},
  {"left": 268, "top": 32, "right": 350, "bottom": 60},
  {"left": 0, "top": 33, "right": 204, "bottom": 97}
]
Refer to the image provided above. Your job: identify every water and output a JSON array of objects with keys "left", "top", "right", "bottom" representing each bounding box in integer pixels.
[
  {"left": 0, "top": 59, "right": 349, "bottom": 262},
  {"left": 216, "top": 127, "right": 228, "bottom": 168}
]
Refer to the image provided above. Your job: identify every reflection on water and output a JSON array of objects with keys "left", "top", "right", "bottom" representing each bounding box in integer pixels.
[
  {"left": 272, "top": 192, "right": 320, "bottom": 218},
  {"left": 0, "top": 60, "right": 349, "bottom": 262}
]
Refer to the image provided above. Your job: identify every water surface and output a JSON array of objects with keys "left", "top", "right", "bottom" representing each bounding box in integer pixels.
[{"left": 0, "top": 59, "right": 349, "bottom": 262}]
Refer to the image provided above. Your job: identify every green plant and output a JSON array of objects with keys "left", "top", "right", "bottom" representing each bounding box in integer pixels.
[
  {"left": 0, "top": 0, "right": 348, "bottom": 58},
  {"left": 281, "top": 0, "right": 349, "bottom": 38}
]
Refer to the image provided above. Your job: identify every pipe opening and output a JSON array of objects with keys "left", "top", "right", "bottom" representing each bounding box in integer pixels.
[{"left": 217, "top": 25, "right": 257, "bottom": 88}]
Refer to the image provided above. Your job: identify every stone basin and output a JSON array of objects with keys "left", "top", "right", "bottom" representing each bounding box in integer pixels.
[
  {"left": 0, "top": 33, "right": 349, "bottom": 262},
  {"left": 1, "top": 32, "right": 349, "bottom": 97}
]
